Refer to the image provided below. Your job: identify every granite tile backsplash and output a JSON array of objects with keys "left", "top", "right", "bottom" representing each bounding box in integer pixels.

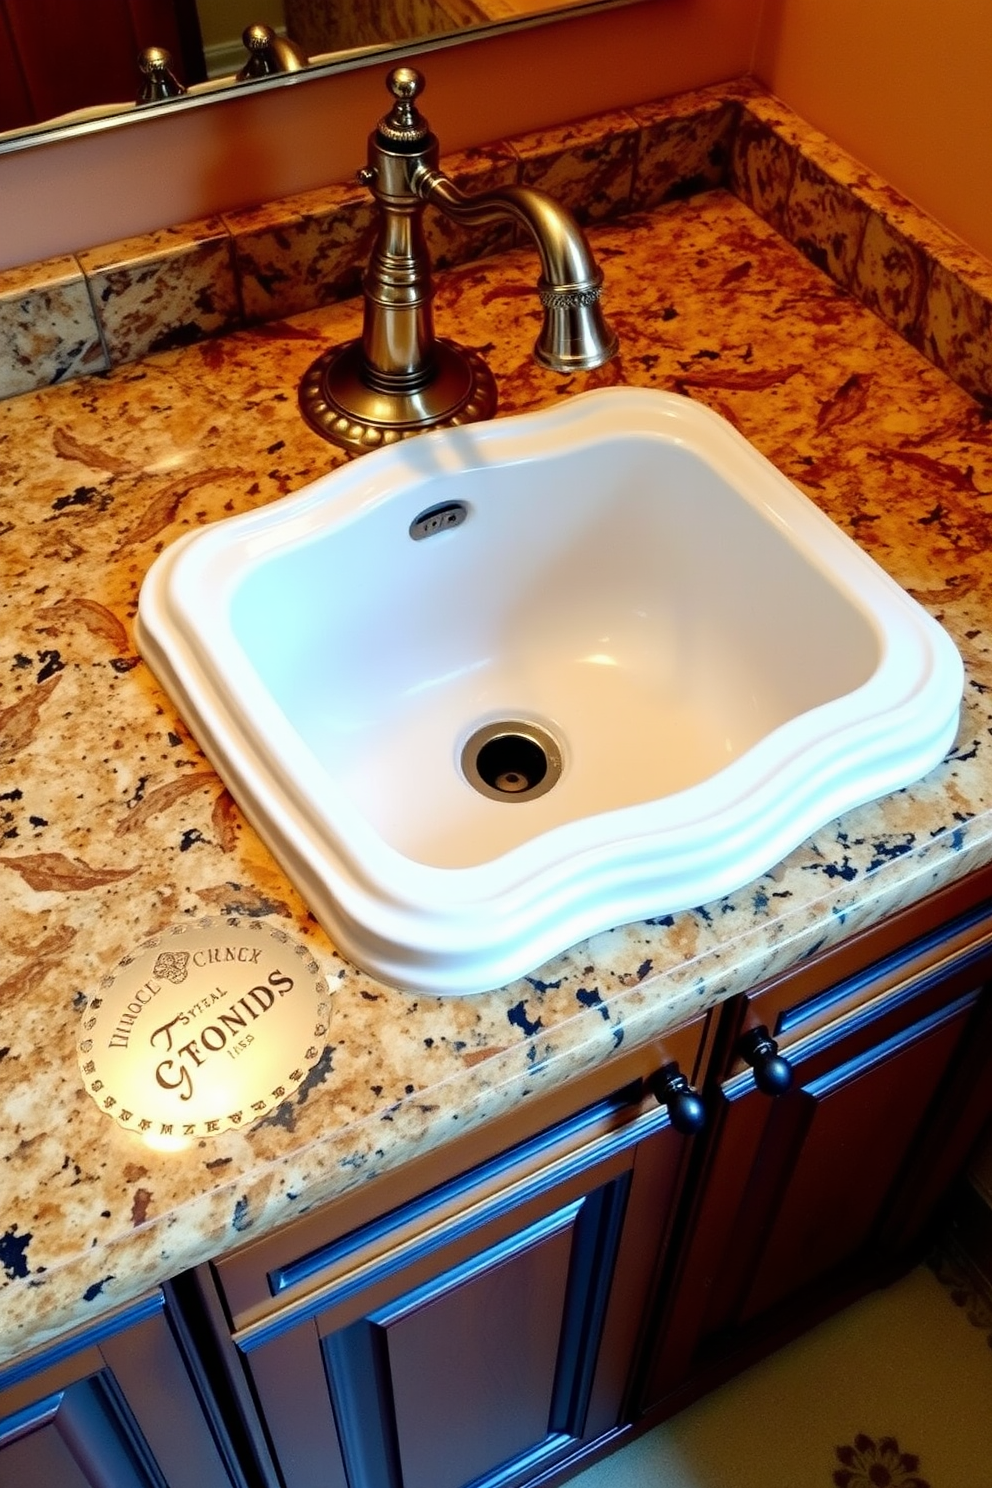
[
  {"left": 511, "top": 106, "right": 640, "bottom": 225},
  {"left": 627, "top": 92, "right": 736, "bottom": 212},
  {"left": 78, "top": 217, "right": 242, "bottom": 365},
  {"left": 225, "top": 179, "right": 378, "bottom": 326},
  {"left": 0, "top": 255, "right": 108, "bottom": 397},
  {"left": 4, "top": 78, "right": 992, "bottom": 408}
]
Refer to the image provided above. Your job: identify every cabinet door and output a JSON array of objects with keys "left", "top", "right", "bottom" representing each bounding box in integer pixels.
[
  {"left": 0, "top": 1375, "right": 157, "bottom": 1488},
  {"left": 236, "top": 1088, "right": 698, "bottom": 1488},
  {"left": 640, "top": 905, "right": 992, "bottom": 1413},
  {"left": 0, "top": 1, "right": 203, "bottom": 130},
  {"left": 0, "top": 1292, "right": 238, "bottom": 1488}
]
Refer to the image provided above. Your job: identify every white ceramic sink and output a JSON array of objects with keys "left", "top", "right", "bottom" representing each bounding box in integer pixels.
[{"left": 136, "top": 388, "right": 963, "bottom": 994}]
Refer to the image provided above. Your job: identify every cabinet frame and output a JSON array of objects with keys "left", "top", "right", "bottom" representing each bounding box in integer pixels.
[{"left": 0, "top": 1288, "right": 242, "bottom": 1488}]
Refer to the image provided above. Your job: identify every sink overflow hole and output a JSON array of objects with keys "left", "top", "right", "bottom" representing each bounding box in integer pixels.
[
  {"left": 461, "top": 721, "right": 563, "bottom": 804},
  {"left": 409, "top": 501, "right": 468, "bottom": 540}
]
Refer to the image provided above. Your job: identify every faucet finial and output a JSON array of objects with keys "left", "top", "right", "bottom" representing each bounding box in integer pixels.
[
  {"left": 377, "top": 67, "right": 430, "bottom": 146},
  {"left": 298, "top": 68, "right": 617, "bottom": 455}
]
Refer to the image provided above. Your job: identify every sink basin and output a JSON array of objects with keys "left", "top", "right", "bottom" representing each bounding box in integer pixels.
[{"left": 136, "top": 388, "right": 963, "bottom": 995}]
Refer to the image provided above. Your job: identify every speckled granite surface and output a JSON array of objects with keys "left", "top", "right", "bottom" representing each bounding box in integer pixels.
[{"left": 3, "top": 182, "right": 992, "bottom": 1367}]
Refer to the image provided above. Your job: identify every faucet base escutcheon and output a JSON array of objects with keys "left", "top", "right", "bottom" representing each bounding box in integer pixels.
[{"left": 299, "top": 337, "right": 498, "bottom": 456}]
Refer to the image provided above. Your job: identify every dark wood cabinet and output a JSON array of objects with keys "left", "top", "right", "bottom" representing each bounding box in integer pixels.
[
  {"left": 223, "top": 1077, "right": 702, "bottom": 1488},
  {"left": 637, "top": 883, "right": 992, "bottom": 1418},
  {"left": 11, "top": 876, "right": 992, "bottom": 1488},
  {"left": 176, "top": 877, "right": 992, "bottom": 1488},
  {"left": 0, "top": 1290, "right": 240, "bottom": 1488}
]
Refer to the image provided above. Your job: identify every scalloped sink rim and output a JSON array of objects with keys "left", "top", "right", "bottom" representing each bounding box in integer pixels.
[{"left": 136, "top": 388, "right": 964, "bottom": 996}]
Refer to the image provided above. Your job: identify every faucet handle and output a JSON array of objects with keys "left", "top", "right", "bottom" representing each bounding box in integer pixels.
[{"left": 377, "top": 67, "right": 430, "bottom": 146}]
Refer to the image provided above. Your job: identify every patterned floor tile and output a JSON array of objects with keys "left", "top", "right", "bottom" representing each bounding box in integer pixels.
[{"left": 569, "top": 1264, "right": 992, "bottom": 1488}]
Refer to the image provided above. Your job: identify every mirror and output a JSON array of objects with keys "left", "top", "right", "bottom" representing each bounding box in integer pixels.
[{"left": 0, "top": 0, "right": 640, "bottom": 151}]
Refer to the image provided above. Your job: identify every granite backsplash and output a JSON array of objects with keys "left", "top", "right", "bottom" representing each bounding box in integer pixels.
[{"left": 3, "top": 78, "right": 992, "bottom": 410}]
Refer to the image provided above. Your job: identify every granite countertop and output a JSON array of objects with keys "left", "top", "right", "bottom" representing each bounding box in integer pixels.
[{"left": 3, "top": 184, "right": 992, "bottom": 1366}]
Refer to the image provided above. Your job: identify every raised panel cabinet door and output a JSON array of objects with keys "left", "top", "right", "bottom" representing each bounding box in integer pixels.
[
  {"left": 0, "top": 1375, "right": 156, "bottom": 1488},
  {"left": 721, "top": 998, "right": 974, "bottom": 1326},
  {"left": 640, "top": 973, "right": 992, "bottom": 1412},
  {"left": 0, "top": 1291, "right": 239, "bottom": 1488},
  {"left": 236, "top": 1088, "right": 696, "bottom": 1488},
  {"left": 326, "top": 1200, "right": 588, "bottom": 1488}
]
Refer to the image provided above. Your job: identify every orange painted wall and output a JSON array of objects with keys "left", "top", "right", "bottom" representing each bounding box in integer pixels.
[
  {"left": 6, "top": 0, "right": 992, "bottom": 274},
  {"left": 0, "top": 0, "right": 762, "bottom": 271},
  {"left": 754, "top": 0, "right": 992, "bottom": 264}
]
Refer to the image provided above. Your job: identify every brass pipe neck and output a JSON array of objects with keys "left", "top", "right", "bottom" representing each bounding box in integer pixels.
[{"left": 414, "top": 168, "right": 618, "bottom": 372}]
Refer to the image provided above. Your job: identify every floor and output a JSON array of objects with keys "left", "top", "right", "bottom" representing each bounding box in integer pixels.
[{"left": 570, "top": 1248, "right": 992, "bottom": 1488}]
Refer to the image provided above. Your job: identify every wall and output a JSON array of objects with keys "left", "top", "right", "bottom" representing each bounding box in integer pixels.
[
  {"left": 0, "top": 0, "right": 762, "bottom": 271},
  {"left": 750, "top": 0, "right": 992, "bottom": 1224},
  {"left": 199, "top": 0, "right": 285, "bottom": 47},
  {"left": 199, "top": 0, "right": 287, "bottom": 76},
  {"left": 753, "top": 0, "right": 992, "bottom": 265},
  {"left": 5, "top": 0, "right": 992, "bottom": 274}
]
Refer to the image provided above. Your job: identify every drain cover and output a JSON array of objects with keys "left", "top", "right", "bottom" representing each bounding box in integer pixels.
[{"left": 461, "top": 721, "right": 563, "bottom": 803}]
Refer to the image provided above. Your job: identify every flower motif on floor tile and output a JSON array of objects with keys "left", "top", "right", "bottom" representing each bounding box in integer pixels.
[
  {"left": 929, "top": 1242, "right": 992, "bottom": 1345},
  {"left": 833, "top": 1433, "right": 931, "bottom": 1487}
]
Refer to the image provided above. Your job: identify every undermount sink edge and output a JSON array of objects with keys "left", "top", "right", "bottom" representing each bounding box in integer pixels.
[{"left": 136, "top": 388, "right": 964, "bottom": 996}]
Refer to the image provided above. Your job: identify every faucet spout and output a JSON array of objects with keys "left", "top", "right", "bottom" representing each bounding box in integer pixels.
[
  {"left": 298, "top": 66, "right": 619, "bottom": 456},
  {"left": 415, "top": 171, "right": 618, "bottom": 373}
]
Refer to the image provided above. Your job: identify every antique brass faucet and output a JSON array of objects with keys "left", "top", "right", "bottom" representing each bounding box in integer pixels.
[{"left": 299, "top": 67, "right": 618, "bottom": 456}]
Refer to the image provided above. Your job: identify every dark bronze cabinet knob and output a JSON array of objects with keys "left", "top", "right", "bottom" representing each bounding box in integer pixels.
[
  {"left": 740, "top": 1026, "right": 794, "bottom": 1095},
  {"left": 649, "top": 1063, "right": 706, "bottom": 1135}
]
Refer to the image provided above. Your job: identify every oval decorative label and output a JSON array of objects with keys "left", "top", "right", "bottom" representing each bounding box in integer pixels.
[{"left": 77, "top": 917, "right": 331, "bottom": 1138}]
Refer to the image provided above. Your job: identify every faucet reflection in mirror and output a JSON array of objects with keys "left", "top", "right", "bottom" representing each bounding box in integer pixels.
[
  {"left": 236, "top": 23, "right": 309, "bottom": 78},
  {"left": 136, "top": 47, "right": 188, "bottom": 105},
  {"left": 299, "top": 67, "right": 619, "bottom": 455}
]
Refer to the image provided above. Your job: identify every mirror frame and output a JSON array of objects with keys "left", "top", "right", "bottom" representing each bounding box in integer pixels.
[{"left": 0, "top": 0, "right": 644, "bottom": 156}]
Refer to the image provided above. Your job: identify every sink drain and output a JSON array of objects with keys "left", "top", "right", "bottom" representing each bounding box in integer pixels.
[{"left": 461, "top": 720, "right": 563, "bottom": 803}]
